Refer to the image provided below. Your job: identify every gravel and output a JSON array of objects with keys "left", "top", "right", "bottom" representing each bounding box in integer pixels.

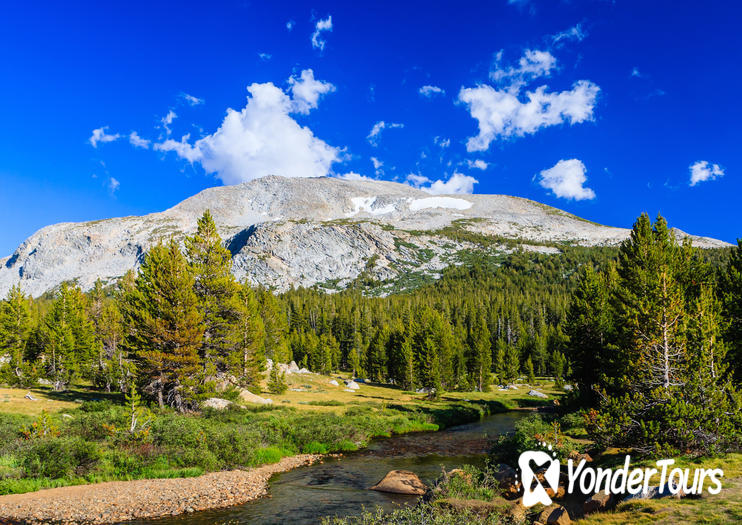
[{"left": 0, "top": 454, "right": 320, "bottom": 524}]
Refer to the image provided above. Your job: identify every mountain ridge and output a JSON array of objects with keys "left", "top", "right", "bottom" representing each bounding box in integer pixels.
[{"left": 1, "top": 175, "right": 730, "bottom": 297}]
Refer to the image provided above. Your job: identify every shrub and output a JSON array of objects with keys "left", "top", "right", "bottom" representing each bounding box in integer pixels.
[{"left": 20, "top": 438, "right": 100, "bottom": 479}]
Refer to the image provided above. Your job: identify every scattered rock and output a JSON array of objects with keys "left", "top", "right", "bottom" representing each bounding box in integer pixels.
[
  {"left": 297, "top": 368, "right": 311, "bottom": 374},
  {"left": 583, "top": 492, "right": 612, "bottom": 514},
  {"left": 288, "top": 361, "right": 300, "bottom": 373},
  {"left": 528, "top": 390, "right": 548, "bottom": 398},
  {"left": 343, "top": 388, "right": 355, "bottom": 393},
  {"left": 371, "top": 470, "right": 427, "bottom": 495},
  {"left": 506, "top": 384, "right": 519, "bottom": 390},
  {"left": 238, "top": 389, "right": 273, "bottom": 405},
  {"left": 201, "top": 398, "right": 232, "bottom": 410},
  {"left": 328, "top": 379, "right": 339, "bottom": 386},
  {"left": 345, "top": 380, "right": 360, "bottom": 390}
]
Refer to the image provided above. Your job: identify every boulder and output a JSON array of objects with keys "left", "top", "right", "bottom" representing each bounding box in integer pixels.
[
  {"left": 288, "top": 361, "right": 300, "bottom": 373},
  {"left": 507, "top": 384, "right": 519, "bottom": 390},
  {"left": 329, "top": 379, "right": 339, "bottom": 386},
  {"left": 297, "top": 367, "right": 311, "bottom": 374},
  {"left": 201, "top": 397, "right": 232, "bottom": 410},
  {"left": 345, "top": 380, "right": 360, "bottom": 390},
  {"left": 622, "top": 486, "right": 659, "bottom": 502},
  {"left": 371, "top": 470, "right": 427, "bottom": 495},
  {"left": 583, "top": 492, "right": 612, "bottom": 515},
  {"left": 238, "top": 389, "right": 273, "bottom": 405},
  {"left": 540, "top": 505, "right": 571, "bottom": 525},
  {"left": 528, "top": 389, "right": 548, "bottom": 398},
  {"left": 493, "top": 464, "right": 520, "bottom": 498}
]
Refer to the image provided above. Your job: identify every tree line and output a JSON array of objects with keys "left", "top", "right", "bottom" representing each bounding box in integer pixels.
[{"left": 0, "top": 210, "right": 739, "bottom": 424}]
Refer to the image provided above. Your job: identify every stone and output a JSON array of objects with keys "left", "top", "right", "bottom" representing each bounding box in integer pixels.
[
  {"left": 288, "top": 361, "right": 300, "bottom": 373},
  {"left": 328, "top": 379, "right": 339, "bottom": 386},
  {"left": 202, "top": 398, "right": 233, "bottom": 410},
  {"left": 528, "top": 389, "right": 548, "bottom": 398},
  {"left": 238, "top": 389, "right": 273, "bottom": 405},
  {"left": 541, "top": 505, "right": 571, "bottom": 525},
  {"left": 345, "top": 380, "right": 360, "bottom": 390},
  {"left": 371, "top": 470, "right": 427, "bottom": 495},
  {"left": 493, "top": 464, "right": 520, "bottom": 498},
  {"left": 583, "top": 492, "right": 612, "bottom": 514}
]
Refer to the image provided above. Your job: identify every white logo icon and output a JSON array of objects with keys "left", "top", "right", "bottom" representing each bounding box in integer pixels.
[{"left": 518, "top": 449, "right": 560, "bottom": 507}]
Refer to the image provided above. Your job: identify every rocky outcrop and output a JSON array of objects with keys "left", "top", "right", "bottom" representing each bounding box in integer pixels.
[{"left": 1, "top": 175, "right": 730, "bottom": 297}]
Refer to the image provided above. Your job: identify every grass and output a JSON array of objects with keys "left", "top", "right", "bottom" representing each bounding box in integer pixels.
[
  {"left": 576, "top": 453, "right": 742, "bottom": 525},
  {"left": 0, "top": 376, "right": 558, "bottom": 496}
]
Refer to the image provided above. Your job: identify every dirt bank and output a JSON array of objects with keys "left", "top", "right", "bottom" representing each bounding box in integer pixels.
[{"left": 0, "top": 454, "right": 321, "bottom": 524}]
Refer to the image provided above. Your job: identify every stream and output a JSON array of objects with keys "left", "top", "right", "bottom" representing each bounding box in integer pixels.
[{"left": 134, "top": 411, "right": 528, "bottom": 525}]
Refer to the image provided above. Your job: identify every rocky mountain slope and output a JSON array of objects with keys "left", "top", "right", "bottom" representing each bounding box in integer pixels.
[{"left": 0, "top": 175, "right": 730, "bottom": 297}]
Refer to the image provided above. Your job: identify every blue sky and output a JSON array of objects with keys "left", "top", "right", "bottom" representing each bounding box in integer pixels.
[{"left": 1, "top": 0, "right": 740, "bottom": 255}]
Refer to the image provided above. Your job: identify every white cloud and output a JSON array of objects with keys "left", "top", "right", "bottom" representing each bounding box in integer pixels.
[
  {"left": 154, "top": 75, "right": 340, "bottom": 185},
  {"left": 258, "top": 52, "right": 272, "bottom": 61},
  {"left": 129, "top": 131, "right": 150, "bottom": 149},
  {"left": 419, "top": 85, "right": 445, "bottom": 97},
  {"left": 108, "top": 176, "right": 120, "bottom": 194},
  {"left": 311, "top": 15, "right": 333, "bottom": 51},
  {"left": 434, "top": 136, "right": 451, "bottom": 148},
  {"left": 406, "top": 172, "right": 478, "bottom": 195},
  {"left": 467, "top": 159, "right": 488, "bottom": 170},
  {"left": 288, "top": 69, "right": 335, "bottom": 114},
  {"left": 338, "top": 171, "right": 373, "bottom": 181},
  {"left": 367, "top": 121, "right": 404, "bottom": 146},
  {"left": 458, "top": 80, "right": 599, "bottom": 151},
  {"left": 160, "top": 110, "right": 177, "bottom": 135},
  {"left": 631, "top": 67, "right": 642, "bottom": 78},
  {"left": 370, "top": 156, "right": 384, "bottom": 175},
  {"left": 88, "top": 127, "right": 120, "bottom": 148},
  {"left": 286, "top": 20, "right": 295, "bottom": 31},
  {"left": 490, "top": 49, "right": 557, "bottom": 86},
  {"left": 689, "top": 160, "right": 724, "bottom": 186},
  {"left": 537, "top": 159, "right": 595, "bottom": 200},
  {"left": 181, "top": 93, "right": 204, "bottom": 106},
  {"left": 551, "top": 24, "right": 586, "bottom": 46}
]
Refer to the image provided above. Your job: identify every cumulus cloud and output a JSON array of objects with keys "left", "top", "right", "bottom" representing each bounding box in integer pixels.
[
  {"left": 288, "top": 69, "right": 335, "bottom": 114},
  {"left": 370, "top": 156, "right": 384, "bottom": 175},
  {"left": 537, "top": 159, "right": 595, "bottom": 200},
  {"left": 367, "top": 121, "right": 404, "bottom": 146},
  {"left": 466, "top": 159, "right": 488, "bottom": 170},
  {"left": 129, "top": 131, "right": 150, "bottom": 149},
  {"left": 258, "top": 52, "right": 272, "bottom": 61},
  {"left": 406, "top": 172, "right": 478, "bottom": 195},
  {"left": 458, "top": 80, "right": 599, "bottom": 151},
  {"left": 419, "top": 85, "right": 445, "bottom": 97},
  {"left": 311, "top": 15, "right": 333, "bottom": 51},
  {"left": 490, "top": 49, "right": 557, "bottom": 86},
  {"left": 689, "top": 160, "right": 724, "bottom": 186},
  {"left": 551, "top": 24, "right": 586, "bottom": 46},
  {"left": 154, "top": 74, "right": 340, "bottom": 185},
  {"left": 286, "top": 20, "right": 295, "bottom": 31},
  {"left": 89, "top": 127, "right": 120, "bottom": 148},
  {"left": 181, "top": 93, "right": 204, "bottom": 106},
  {"left": 631, "top": 67, "right": 642, "bottom": 78}
]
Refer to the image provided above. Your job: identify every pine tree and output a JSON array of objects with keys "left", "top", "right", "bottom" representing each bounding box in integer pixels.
[
  {"left": 267, "top": 364, "right": 288, "bottom": 394},
  {"left": 228, "top": 284, "right": 266, "bottom": 385},
  {"left": 0, "top": 284, "right": 33, "bottom": 384},
  {"left": 504, "top": 343, "right": 520, "bottom": 384},
  {"left": 468, "top": 314, "right": 492, "bottom": 391},
  {"left": 40, "top": 284, "right": 95, "bottom": 390},
  {"left": 564, "top": 264, "right": 615, "bottom": 403},
  {"left": 366, "top": 327, "right": 388, "bottom": 382},
  {"left": 525, "top": 356, "right": 536, "bottom": 386},
  {"left": 121, "top": 240, "right": 204, "bottom": 410},
  {"left": 185, "top": 210, "right": 241, "bottom": 378},
  {"left": 721, "top": 239, "right": 742, "bottom": 382}
]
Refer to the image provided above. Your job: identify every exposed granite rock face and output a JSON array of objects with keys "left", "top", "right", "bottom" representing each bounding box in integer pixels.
[{"left": 0, "top": 175, "right": 731, "bottom": 297}]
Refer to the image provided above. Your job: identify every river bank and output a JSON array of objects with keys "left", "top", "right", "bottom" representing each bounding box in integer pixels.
[{"left": 0, "top": 454, "right": 321, "bottom": 524}]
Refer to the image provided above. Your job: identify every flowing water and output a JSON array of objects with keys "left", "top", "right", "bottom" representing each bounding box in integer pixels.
[{"left": 134, "top": 411, "right": 528, "bottom": 525}]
